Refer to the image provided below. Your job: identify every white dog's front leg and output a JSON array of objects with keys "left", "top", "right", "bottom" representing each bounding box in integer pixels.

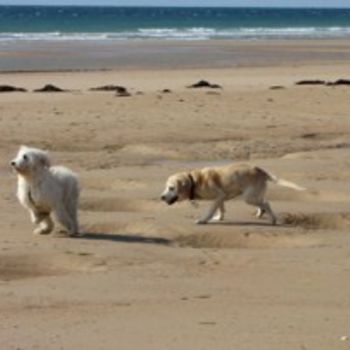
[
  {"left": 196, "top": 198, "right": 224, "bottom": 225},
  {"left": 30, "top": 210, "right": 50, "bottom": 225},
  {"left": 30, "top": 210, "right": 41, "bottom": 224},
  {"left": 32, "top": 214, "right": 54, "bottom": 235}
]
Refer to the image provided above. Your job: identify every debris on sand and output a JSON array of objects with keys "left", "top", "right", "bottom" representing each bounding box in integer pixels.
[
  {"left": 89, "top": 84, "right": 131, "bottom": 96},
  {"left": 115, "top": 89, "right": 131, "bottom": 97},
  {"left": 0, "top": 85, "right": 27, "bottom": 93},
  {"left": 296, "top": 78, "right": 350, "bottom": 87},
  {"left": 187, "top": 80, "right": 222, "bottom": 89},
  {"left": 295, "top": 80, "right": 326, "bottom": 86},
  {"left": 162, "top": 89, "right": 172, "bottom": 94},
  {"left": 326, "top": 79, "right": 350, "bottom": 86},
  {"left": 90, "top": 85, "right": 127, "bottom": 93},
  {"left": 34, "top": 84, "right": 66, "bottom": 92},
  {"left": 269, "top": 85, "right": 285, "bottom": 90}
]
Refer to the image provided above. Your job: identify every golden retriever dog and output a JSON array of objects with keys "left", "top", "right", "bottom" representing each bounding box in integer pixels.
[
  {"left": 161, "top": 163, "right": 305, "bottom": 225},
  {"left": 11, "top": 145, "right": 80, "bottom": 236}
]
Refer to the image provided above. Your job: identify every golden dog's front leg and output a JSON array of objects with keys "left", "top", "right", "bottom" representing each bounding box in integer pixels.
[
  {"left": 211, "top": 202, "right": 225, "bottom": 222},
  {"left": 196, "top": 198, "right": 224, "bottom": 225}
]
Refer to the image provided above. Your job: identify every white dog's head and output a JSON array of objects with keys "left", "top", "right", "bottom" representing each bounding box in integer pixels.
[
  {"left": 161, "top": 173, "right": 193, "bottom": 205},
  {"left": 10, "top": 145, "right": 51, "bottom": 175}
]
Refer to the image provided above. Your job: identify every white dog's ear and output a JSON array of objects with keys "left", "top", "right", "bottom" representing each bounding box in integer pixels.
[
  {"left": 19, "top": 145, "right": 29, "bottom": 152},
  {"left": 37, "top": 151, "right": 51, "bottom": 168}
]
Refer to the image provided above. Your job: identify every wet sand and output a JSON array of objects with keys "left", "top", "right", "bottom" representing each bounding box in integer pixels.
[
  {"left": 2, "top": 39, "right": 350, "bottom": 71},
  {"left": 0, "top": 42, "right": 350, "bottom": 350}
]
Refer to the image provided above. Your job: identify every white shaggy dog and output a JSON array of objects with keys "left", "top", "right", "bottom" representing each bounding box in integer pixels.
[{"left": 11, "top": 146, "right": 79, "bottom": 236}]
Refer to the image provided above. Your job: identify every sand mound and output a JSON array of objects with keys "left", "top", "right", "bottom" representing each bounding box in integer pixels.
[
  {"left": 172, "top": 212, "right": 350, "bottom": 249},
  {"left": 80, "top": 197, "right": 160, "bottom": 212},
  {"left": 280, "top": 212, "right": 350, "bottom": 230},
  {"left": 174, "top": 229, "right": 320, "bottom": 249},
  {"left": 0, "top": 255, "right": 60, "bottom": 281},
  {"left": 0, "top": 253, "right": 106, "bottom": 281}
]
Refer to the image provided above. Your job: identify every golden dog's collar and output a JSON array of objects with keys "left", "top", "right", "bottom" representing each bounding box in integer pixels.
[{"left": 188, "top": 173, "right": 196, "bottom": 200}]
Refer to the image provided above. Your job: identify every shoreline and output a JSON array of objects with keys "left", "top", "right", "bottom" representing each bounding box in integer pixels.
[{"left": 2, "top": 39, "right": 350, "bottom": 72}]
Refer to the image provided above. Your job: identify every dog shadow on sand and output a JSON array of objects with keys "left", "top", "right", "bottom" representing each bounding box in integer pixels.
[
  {"left": 73, "top": 232, "right": 172, "bottom": 245},
  {"left": 209, "top": 220, "right": 274, "bottom": 227},
  {"left": 207, "top": 220, "right": 299, "bottom": 229}
]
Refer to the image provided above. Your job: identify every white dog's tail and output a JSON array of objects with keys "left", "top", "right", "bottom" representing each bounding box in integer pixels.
[{"left": 256, "top": 167, "right": 306, "bottom": 191}]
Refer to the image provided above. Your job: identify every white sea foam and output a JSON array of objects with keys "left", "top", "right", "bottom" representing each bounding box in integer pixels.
[{"left": 1, "top": 27, "right": 350, "bottom": 42}]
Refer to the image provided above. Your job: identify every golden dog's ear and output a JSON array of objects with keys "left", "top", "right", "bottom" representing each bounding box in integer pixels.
[{"left": 181, "top": 180, "right": 189, "bottom": 189}]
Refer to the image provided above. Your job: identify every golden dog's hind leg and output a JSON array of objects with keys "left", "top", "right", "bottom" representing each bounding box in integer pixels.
[
  {"left": 261, "top": 201, "right": 277, "bottom": 225},
  {"left": 252, "top": 202, "right": 276, "bottom": 225},
  {"left": 244, "top": 186, "right": 277, "bottom": 225},
  {"left": 255, "top": 206, "right": 266, "bottom": 218}
]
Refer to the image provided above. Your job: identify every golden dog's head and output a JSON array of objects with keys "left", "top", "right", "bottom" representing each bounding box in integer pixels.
[
  {"left": 161, "top": 173, "right": 192, "bottom": 205},
  {"left": 10, "top": 145, "right": 51, "bottom": 176}
]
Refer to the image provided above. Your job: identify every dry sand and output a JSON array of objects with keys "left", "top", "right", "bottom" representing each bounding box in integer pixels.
[{"left": 0, "top": 42, "right": 350, "bottom": 349}]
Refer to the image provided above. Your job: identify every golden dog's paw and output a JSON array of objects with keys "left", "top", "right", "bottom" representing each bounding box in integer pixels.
[
  {"left": 196, "top": 219, "right": 208, "bottom": 225},
  {"left": 210, "top": 215, "right": 224, "bottom": 222}
]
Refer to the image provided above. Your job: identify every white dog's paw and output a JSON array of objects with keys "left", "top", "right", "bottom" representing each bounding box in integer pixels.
[
  {"left": 33, "top": 227, "right": 50, "bottom": 235},
  {"left": 196, "top": 219, "right": 208, "bottom": 225}
]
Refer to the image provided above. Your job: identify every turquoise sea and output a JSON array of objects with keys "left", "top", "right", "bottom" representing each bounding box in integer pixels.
[{"left": 1, "top": 6, "right": 350, "bottom": 41}]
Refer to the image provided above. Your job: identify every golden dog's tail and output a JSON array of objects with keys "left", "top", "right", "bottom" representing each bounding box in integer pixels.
[{"left": 255, "top": 167, "right": 306, "bottom": 191}]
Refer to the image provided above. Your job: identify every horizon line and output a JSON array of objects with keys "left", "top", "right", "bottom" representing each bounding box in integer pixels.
[{"left": 0, "top": 4, "right": 350, "bottom": 9}]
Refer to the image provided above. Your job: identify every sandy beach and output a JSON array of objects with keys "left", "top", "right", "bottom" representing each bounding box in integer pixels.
[{"left": 1, "top": 40, "right": 350, "bottom": 349}]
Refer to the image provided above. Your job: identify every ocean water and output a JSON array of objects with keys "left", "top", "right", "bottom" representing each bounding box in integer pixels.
[{"left": 1, "top": 6, "right": 350, "bottom": 41}]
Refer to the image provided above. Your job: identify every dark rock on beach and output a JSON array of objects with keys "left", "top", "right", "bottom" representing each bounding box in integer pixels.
[
  {"left": 34, "top": 84, "right": 66, "bottom": 92},
  {"left": 326, "top": 79, "right": 350, "bottom": 86},
  {"left": 116, "top": 89, "right": 131, "bottom": 97},
  {"left": 187, "top": 80, "right": 222, "bottom": 89},
  {"left": 90, "top": 85, "right": 127, "bottom": 93},
  {"left": 270, "top": 85, "right": 285, "bottom": 90},
  {"left": 0, "top": 85, "right": 27, "bottom": 93},
  {"left": 296, "top": 78, "right": 350, "bottom": 87},
  {"left": 209, "top": 84, "right": 222, "bottom": 89},
  {"left": 295, "top": 80, "right": 326, "bottom": 86},
  {"left": 90, "top": 84, "right": 131, "bottom": 96}
]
